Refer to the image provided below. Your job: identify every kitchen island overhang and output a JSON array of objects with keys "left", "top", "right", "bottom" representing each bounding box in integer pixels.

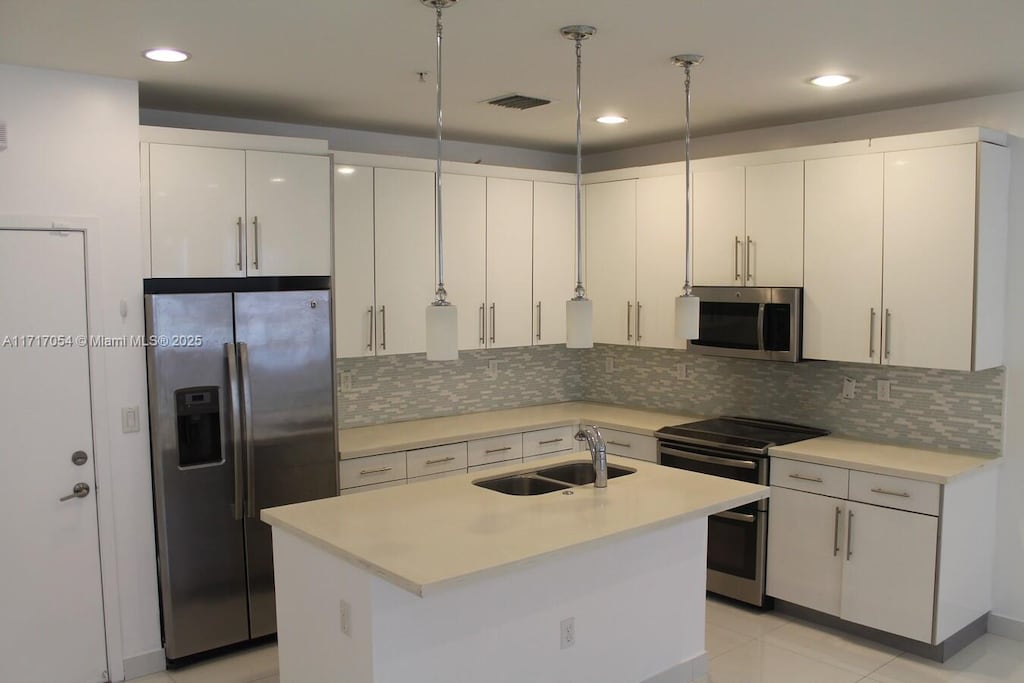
[{"left": 262, "top": 454, "right": 768, "bottom": 683}]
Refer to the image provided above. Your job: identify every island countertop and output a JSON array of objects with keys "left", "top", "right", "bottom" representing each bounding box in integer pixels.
[{"left": 262, "top": 453, "right": 767, "bottom": 597}]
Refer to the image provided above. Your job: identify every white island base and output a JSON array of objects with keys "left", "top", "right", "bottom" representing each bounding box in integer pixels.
[{"left": 272, "top": 518, "right": 710, "bottom": 683}]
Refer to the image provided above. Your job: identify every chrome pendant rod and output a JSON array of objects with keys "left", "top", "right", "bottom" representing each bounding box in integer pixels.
[
  {"left": 672, "top": 54, "right": 703, "bottom": 297},
  {"left": 561, "top": 25, "right": 596, "bottom": 300}
]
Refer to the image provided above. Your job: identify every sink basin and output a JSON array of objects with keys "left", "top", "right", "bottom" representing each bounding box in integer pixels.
[
  {"left": 474, "top": 475, "right": 570, "bottom": 496},
  {"left": 535, "top": 461, "right": 636, "bottom": 486}
]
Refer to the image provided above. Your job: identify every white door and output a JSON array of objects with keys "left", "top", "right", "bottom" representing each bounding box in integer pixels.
[
  {"left": 745, "top": 161, "right": 804, "bottom": 287},
  {"left": 486, "top": 177, "right": 534, "bottom": 348},
  {"left": 441, "top": 173, "right": 487, "bottom": 350},
  {"left": 803, "top": 154, "right": 884, "bottom": 363},
  {"left": 0, "top": 229, "right": 107, "bottom": 683},
  {"left": 374, "top": 168, "right": 435, "bottom": 356},
  {"left": 692, "top": 166, "right": 745, "bottom": 286},
  {"left": 532, "top": 182, "right": 575, "bottom": 345},
  {"left": 149, "top": 143, "right": 247, "bottom": 278},
  {"left": 334, "top": 165, "right": 377, "bottom": 357},
  {"left": 636, "top": 175, "right": 686, "bottom": 349},
  {"left": 586, "top": 180, "right": 636, "bottom": 345},
  {"left": 245, "top": 151, "right": 331, "bottom": 277}
]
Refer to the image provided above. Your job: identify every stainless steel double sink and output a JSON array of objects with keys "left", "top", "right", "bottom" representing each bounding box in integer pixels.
[{"left": 473, "top": 460, "right": 636, "bottom": 496}]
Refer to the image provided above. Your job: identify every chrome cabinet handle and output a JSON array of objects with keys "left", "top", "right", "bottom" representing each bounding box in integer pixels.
[
  {"left": 713, "top": 510, "right": 756, "bottom": 524},
  {"left": 236, "top": 217, "right": 244, "bottom": 270},
  {"left": 359, "top": 466, "right": 393, "bottom": 476},
  {"left": 485, "top": 447, "right": 512, "bottom": 454},
  {"left": 884, "top": 309, "right": 892, "bottom": 359},
  {"left": 626, "top": 301, "right": 633, "bottom": 341},
  {"left": 536, "top": 302, "right": 542, "bottom": 341},
  {"left": 607, "top": 440, "right": 631, "bottom": 448},
  {"left": 636, "top": 302, "right": 643, "bottom": 342},
  {"left": 379, "top": 306, "right": 387, "bottom": 351},
  {"left": 735, "top": 236, "right": 742, "bottom": 280},
  {"left": 251, "top": 216, "right": 260, "bottom": 269},
  {"left": 225, "top": 342, "right": 244, "bottom": 520},
  {"left": 366, "top": 307, "right": 374, "bottom": 351},
  {"left": 490, "top": 303, "right": 496, "bottom": 344},
  {"left": 746, "top": 236, "right": 753, "bottom": 281},
  {"left": 425, "top": 456, "right": 456, "bottom": 465},
  {"left": 479, "top": 304, "right": 485, "bottom": 345},
  {"left": 846, "top": 510, "right": 854, "bottom": 560},
  {"left": 59, "top": 482, "right": 90, "bottom": 502},
  {"left": 833, "top": 506, "right": 841, "bottom": 557},
  {"left": 789, "top": 473, "right": 823, "bottom": 483},
  {"left": 239, "top": 342, "right": 257, "bottom": 518},
  {"left": 869, "top": 308, "right": 877, "bottom": 357},
  {"left": 870, "top": 487, "right": 910, "bottom": 498},
  {"left": 539, "top": 438, "right": 564, "bottom": 445}
]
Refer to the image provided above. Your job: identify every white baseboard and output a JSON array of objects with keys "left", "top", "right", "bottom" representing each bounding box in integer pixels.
[
  {"left": 122, "top": 648, "right": 165, "bottom": 680},
  {"left": 988, "top": 613, "right": 1024, "bottom": 642},
  {"left": 643, "top": 652, "right": 709, "bottom": 683}
]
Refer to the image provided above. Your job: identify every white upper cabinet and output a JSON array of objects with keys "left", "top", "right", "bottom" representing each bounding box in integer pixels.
[
  {"left": 441, "top": 173, "right": 487, "bottom": 350},
  {"left": 636, "top": 175, "right": 686, "bottom": 349},
  {"left": 532, "top": 182, "right": 575, "bottom": 345},
  {"left": 803, "top": 154, "right": 884, "bottom": 364},
  {"left": 745, "top": 161, "right": 804, "bottom": 287},
  {"left": 586, "top": 180, "right": 637, "bottom": 345},
  {"left": 334, "top": 165, "right": 376, "bottom": 357},
  {"left": 150, "top": 144, "right": 247, "bottom": 278},
  {"left": 373, "top": 167, "right": 435, "bottom": 356},
  {"left": 244, "top": 150, "right": 331, "bottom": 277},
  {"left": 486, "top": 178, "right": 535, "bottom": 349},
  {"left": 692, "top": 166, "right": 745, "bottom": 286}
]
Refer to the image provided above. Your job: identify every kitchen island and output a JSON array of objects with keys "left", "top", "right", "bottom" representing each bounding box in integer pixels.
[{"left": 261, "top": 453, "right": 768, "bottom": 683}]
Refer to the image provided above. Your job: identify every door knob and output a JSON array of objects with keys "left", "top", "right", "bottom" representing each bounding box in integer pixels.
[{"left": 59, "top": 482, "right": 90, "bottom": 502}]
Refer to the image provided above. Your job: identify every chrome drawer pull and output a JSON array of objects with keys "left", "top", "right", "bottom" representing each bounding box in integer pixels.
[
  {"left": 485, "top": 447, "right": 512, "bottom": 454},
  {"left": 538, "top": 438, "right": 564, "bottom": 445},
  {"left": 870, "top": 487, "right": 910, "bottom": 498},
  {"left": 789, "top": 473, "right": 823, "bottom": 483},
  {"left": 607, "top": 441, "right": 631, "bottom": 448},
  {"left": 359, "top": 466, "right": 394, "bottom": 475},
  {"left": 426, "top": 456, "right": 456, "bottom": 465}
]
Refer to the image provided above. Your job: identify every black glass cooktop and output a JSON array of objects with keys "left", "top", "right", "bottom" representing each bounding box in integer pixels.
[{"left": 656, "top": 417, "right": 829, "bottom": 452}]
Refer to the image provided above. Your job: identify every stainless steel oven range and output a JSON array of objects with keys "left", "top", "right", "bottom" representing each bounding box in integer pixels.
[{"left": 656, "top": 418, "right": 829, "bottom": 607}]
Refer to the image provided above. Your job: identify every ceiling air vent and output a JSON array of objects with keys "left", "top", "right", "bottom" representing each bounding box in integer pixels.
[{"left": 485, "top": 94, "right": 551, "bottom": 110}]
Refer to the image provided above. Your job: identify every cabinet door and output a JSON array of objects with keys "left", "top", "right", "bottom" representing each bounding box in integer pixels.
[
  {"left": 374, "top": 168, "right": 435, "bottom": 356},
  {"left": 745, "top": 161, "right": 804, "bottom": 286},
  {"left": 636, "top": 175, "right": 686, "bottom": 349},
  {"left": 441, "top": 174, "right": 487, "bottom": 350},
  {"left": 150, "top": 144, "right": 247, "bottom": 278},
  {"left": 487, "top": 177, "right": 534, "bottom": 348},
  {"left": 840, "top": 501, "right": 937, "bottom": 643},
  {"left": 532, "top": 182, "right": 575, "bottom": 345},
  {"left": 586, "top": 180, "right": 636, "bottom": 345},
  {"left": 245, "top": 151, "right": 331, "bottom": 276},
  {"left": 882, "top": 144, "right": 977, "bottom": 370},
  {"left": 766, "top": 487, "right": 844, "bottom": 617},
  {"left": 803, "top": 154, "right": 884, "bottom": 363},
  {"left": 692, "top": 166, "right": 745, "bottom": 286},
  {"left": 333, "top": 165, "right": 376, "bottom": 357}
]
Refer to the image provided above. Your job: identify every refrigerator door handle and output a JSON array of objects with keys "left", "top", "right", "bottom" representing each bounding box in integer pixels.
[
  {"left": 239, "top": 342, "right": 257, "bottom": 518},
  {"left": 225, "top": 343, "right": 244, "bottom": 521}
]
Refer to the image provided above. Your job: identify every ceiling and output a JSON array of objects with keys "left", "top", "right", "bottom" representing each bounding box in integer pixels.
[{"left": 3, "top": 0, "right": 1024, "bottom": 154}]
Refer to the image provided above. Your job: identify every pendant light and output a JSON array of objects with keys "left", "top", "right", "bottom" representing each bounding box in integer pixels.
[
  {"left": 562, "top": 25, "right": 597, "bottom": 349},
  {"left": 424, "top": 0, "right": 459, "bottom": 360},
  {"left": 672, "top": 54, "right": 703, "bottom": 340}
]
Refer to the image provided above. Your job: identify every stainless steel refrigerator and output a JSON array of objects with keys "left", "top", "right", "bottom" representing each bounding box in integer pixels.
[{"left": 145, "top": 282, "right": 338, "bottom": 662}]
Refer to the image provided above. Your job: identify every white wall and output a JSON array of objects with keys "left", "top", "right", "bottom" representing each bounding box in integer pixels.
[{"left": 0, "top": 65, "right": 161, "bottom": 673}]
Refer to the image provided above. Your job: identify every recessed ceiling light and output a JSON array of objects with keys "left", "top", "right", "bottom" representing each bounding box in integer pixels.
[
  {"left": 337, "top": 167, "right": 356, "bottom": 175},
  {"left": 596, "top": 115, "right": 628, "bottom": 125},
  {"left": 144, "top": 48, "right": 190, "bottom": 63},
  {"left": 810, "top": 74, "right": 852, "bottom": 88}
]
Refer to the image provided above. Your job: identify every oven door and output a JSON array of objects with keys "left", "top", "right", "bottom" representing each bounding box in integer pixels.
[{"left": 658, "top": 442, "right": 767, "bottom": 488}]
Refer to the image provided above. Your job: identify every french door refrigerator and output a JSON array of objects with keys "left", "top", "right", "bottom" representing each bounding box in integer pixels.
[{"left": 145, "top": 280, "right": 338, "bottom": 662}]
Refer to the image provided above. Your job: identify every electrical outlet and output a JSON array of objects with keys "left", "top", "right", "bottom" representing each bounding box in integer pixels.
[
  {"left": 560, "top": 616, "right": 575, "bottom": 650},
  {"left": 675, "top": 362, "right": 693, "bottom": 380},
  {"left": 339, "top": 599, "right": 352, "bottom": 637},
  {"left": 877, "top": 379, "right": 891, "bottom": 401},
  {"left": 841, "top": 377, "right": 856, "bottom": 400},
  {"left": 605, "top": 358, "right": 615, "bottom": 372},
  {"left": 340, "top": 371, "right": 353, "bottom": 393},
  {"left": 121, "top": 406, "right": 140, "bottom": 433},
  {"left": 487, "top": 360, "right": 498, "bottom": 379}
]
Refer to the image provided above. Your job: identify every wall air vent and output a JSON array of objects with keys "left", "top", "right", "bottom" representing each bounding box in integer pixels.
[
  {"left": 0, "top": 121, "right": 7, "bottom": 151},
  {"left": 484, "top": 94, "right": 551, "bottom": 110}
]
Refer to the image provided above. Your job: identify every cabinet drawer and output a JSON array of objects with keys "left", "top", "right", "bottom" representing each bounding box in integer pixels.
[
  {"left": 848, "top": 471, "right": 940, "bottom": 516},
  {"left": 340, "top": 451, "right": 407, "bottom": 490},
  {"left": 522, "top": 426, "right": 575, "bottom": 458},
  {"left": 407, "top": 442, "right": 468, "bottom": 478},
  {"left": 598, "top": 428, "right": 657, "bottom": 462},
  {"left": 339, "top": 479, "right": 407, "bottom": 496},
  {"left": 771, "top": 458, "right": 849, "bottom": 498},
  {"left": 468, "top": 434, "right": 523, "bottom": 467}
]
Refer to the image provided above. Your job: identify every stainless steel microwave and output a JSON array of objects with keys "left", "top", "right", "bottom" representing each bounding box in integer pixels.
[{"left": 688, "top": 287, "right": 802, "bottom": 362}]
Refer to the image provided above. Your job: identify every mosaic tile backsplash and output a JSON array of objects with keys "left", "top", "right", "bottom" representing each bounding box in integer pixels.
[{"left": 337, "top": 344, "right": 1004, "bottom": 455}]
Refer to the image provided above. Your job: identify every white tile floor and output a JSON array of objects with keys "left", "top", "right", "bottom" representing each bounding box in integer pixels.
[{"left": 132, "top": 597, "right": 1024, "bottom": 683}]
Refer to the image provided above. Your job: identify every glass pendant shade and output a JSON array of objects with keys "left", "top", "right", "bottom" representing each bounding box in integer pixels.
[
  {"left": 566, "top": 298, "right": 593, "bottom": 349},
  {"left": 426, "top": 303, "right": 458, "bottom": 361},
  {"left": 675, "top": 294, "right": 700, "bottom": 340}
]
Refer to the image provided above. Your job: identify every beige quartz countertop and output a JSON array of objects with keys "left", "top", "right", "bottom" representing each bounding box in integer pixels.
[
  {"left": 769, "top": 436, "right": 1000, "bottom": 484},
  {"left": 338, "top": 401, "right": 700, "bottom": 460},
  {"left": 263, "top": 453, "right": 767, "bottom": 596}
]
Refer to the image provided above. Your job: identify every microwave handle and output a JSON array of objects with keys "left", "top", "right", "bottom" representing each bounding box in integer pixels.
[{"left": 757, "top": 303, "right": 766, "bottom": 351}]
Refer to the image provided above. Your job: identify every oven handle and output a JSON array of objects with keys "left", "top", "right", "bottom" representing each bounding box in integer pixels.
[
  {"left": 659, "top": 444, "right": 758, "bottom": 469},
  {"left": 712, "top": 510, "right": 757, "bottom": 524},
  {"left": 658, "top": 437, "right": 766, "bottom": 458}
]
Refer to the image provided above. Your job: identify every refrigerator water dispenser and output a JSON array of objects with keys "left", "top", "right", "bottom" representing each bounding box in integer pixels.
[{"left": 175, "top": 387, "right": 222, "bottom": 467}]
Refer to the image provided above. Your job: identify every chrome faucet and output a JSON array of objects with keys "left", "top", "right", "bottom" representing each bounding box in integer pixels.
[{"left": 575, "top": 425, "right": 608, "bottom": 488}]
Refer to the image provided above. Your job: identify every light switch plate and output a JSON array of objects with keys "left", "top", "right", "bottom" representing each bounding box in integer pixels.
[
  {"left": 121, "top": 406, "right": 140, "bottom": 433},
  {"left": 340, "top": 370, "right": 353, "bottom": 392},
  {"left": 877, "top": 379, "right": 891, "bottom": 401},
  {"left": 841, "top": 378, "right": 856, "bottom": 400},
  {"left": 487, "top": 360, "right": 498, "bottom": 379}
]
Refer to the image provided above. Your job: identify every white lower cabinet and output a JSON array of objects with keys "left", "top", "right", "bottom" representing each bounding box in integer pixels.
[
  {"left": 339, "top": 451, "right": 407, "bottom": 490},
  {"left": 407, "top": 443, "right": 468, "bottom": 479},
  {"left": 468, "top": 433, "right": 523, "bottom": 467},
  {"left": 595, "top": 427, "right": 657, "bottom": 463}
]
